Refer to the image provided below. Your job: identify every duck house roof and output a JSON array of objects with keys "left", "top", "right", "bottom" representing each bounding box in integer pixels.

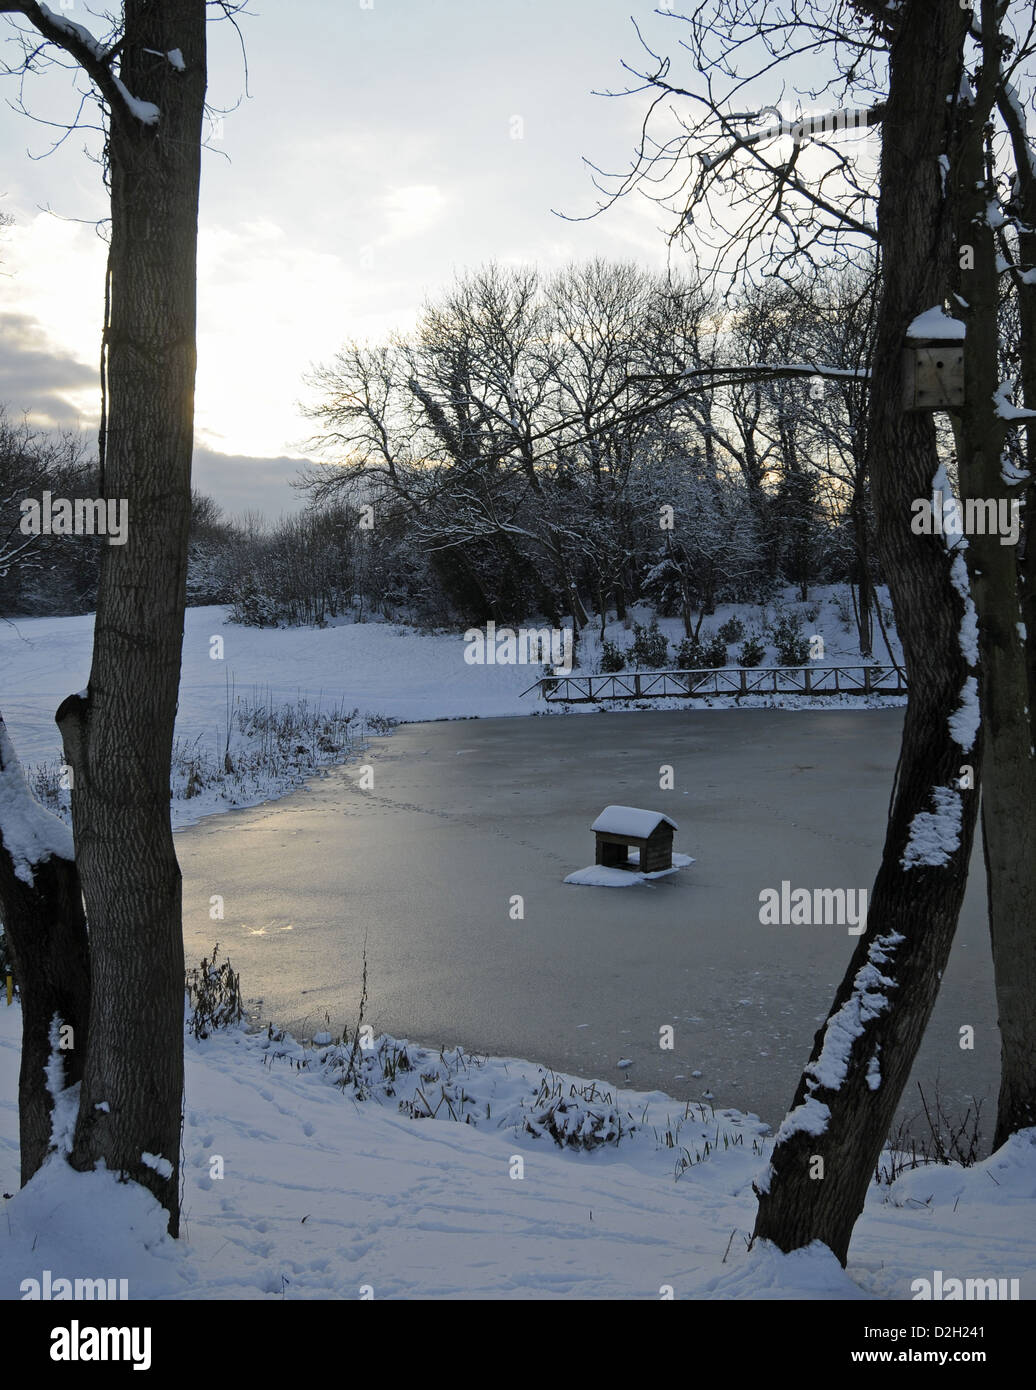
[{"left": 590, "top": 805, "right": 678, "bottom": 838}]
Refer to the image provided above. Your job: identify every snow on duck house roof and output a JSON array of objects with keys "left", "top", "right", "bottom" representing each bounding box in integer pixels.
[{"left": 591, "top": 805, "right": 678, "bottom": 839}]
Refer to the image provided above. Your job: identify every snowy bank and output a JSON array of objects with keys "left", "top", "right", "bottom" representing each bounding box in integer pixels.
[{"left": 1, "top": 1002, "right": 1031, "bottom": 1301}]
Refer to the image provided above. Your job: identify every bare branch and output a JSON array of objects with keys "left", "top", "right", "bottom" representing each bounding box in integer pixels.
[{"left": 1, "top": 1, "right": 142, "bottom": 126}]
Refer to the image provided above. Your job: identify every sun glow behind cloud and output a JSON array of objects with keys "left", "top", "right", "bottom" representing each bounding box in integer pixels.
[{"left": 0, "top": 0, "right": 720, "bottom": 511}]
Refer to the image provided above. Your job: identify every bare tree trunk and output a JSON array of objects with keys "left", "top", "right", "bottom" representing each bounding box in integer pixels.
[
  {"left": 995, "top": 134, "right": 1036, "bottom": 1142},
  {"left": 997, "top": 70, "right": 1036, "bottom": 767},
  {"left": 753, "top": 0, "right": 978, "bottom": 1265},
  {"left": 56, "top": 1, "right": 207, "bottom": 1236},
  {"left": 850, "top": 496, "right": 874, "bottom": 657},
  {"left": 954, "top": 55, "right": 1036, "bottom": 1148},
  {"left": 0, "top": 718, "right": 91, "bottom": 1184},
  {"left": 681, "top": 581, "right": 693, "bottom": 638}
]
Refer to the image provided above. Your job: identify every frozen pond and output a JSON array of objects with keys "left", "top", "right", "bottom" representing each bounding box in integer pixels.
[{"left": 177, "top": 708, "right": 996, "bottom": 1132}]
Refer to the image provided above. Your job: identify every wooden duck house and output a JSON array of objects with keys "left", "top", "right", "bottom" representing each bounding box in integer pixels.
[{"left": 591, "top": 805, "right": 677, "bottom": 873}]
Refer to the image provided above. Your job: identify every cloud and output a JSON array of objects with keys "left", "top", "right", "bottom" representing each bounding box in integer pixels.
[
  {"left": 377, "top": 185, "right": 448, "bottom": 246},
  {"left": 0, "top": 311, "right": 98, "bottom": 430},
  {"left": 191, "top": 446, "right": 309, "bottom": 521}
]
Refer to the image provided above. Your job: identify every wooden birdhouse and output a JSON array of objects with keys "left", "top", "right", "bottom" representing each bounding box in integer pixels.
[
  {"left": 591, "top": 805, "right": 677, "bottom": 873},
  {"left": 903, "top": 309, "right": 965, "bottom": 412}
]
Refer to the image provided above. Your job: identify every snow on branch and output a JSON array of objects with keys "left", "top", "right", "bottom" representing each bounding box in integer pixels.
[
  {"left": 0, "top": 1, "right": 160, "bottom": 126},
  {"left": 143, "top": 46, "right": 186, "bottom": 72},
  {"left": 35, "top": 1, "right": 106, "bottom": 58},
  {"left": 994, "top": 381, "right": 1036, "bottom": 421},
  {"left": 714, "top": 104, "right": 885, "bottom": 165},
  {"left": 630, "top": 362, "right": 871, "bottom": 391},
  {"left": 111, "top": 74, "right": 160, "bottom": 125}
]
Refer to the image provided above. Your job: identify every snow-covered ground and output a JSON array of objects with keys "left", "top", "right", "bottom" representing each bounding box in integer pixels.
[{"left": 1, "top": 1002, "right": 1032, "bottom": 1300}]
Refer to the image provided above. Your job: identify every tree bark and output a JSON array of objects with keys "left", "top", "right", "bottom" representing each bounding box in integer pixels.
[
  {"left": 58, "top": 2, "right": 207, "bottom": 1236},
  {"left": 753, "top": 0, "right": 978, "bottom": 1266},
  {"left": 954, "top": 39, "right": 1036, "bottom": 1148}
]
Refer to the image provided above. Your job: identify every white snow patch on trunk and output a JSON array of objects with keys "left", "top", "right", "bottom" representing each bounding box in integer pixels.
[
  {"left": 758, "top": 931, "right": 905, "bottom": 1187},
  {"left": 949, "top": 676, "right": 980, "bottom": 752},
  {"left": 46, "top": 1014, "right": 77, "bottom": 1156},
  {"left": 902, "top": 786, "right": 964, "bottom": 868},
  {"left": 141, "top": 1152, "right": 173, "bottom": 1179},
  {"left": 0, "top": 721, "right": 75, "bottom": 885}
]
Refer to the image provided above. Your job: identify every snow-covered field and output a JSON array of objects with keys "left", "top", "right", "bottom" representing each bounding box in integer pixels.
[{"left": 2, "top": 1003, "right": 1032, "bottom": 1300}]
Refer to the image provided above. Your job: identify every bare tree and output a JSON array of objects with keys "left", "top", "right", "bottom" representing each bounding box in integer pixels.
[
  {"left": 0, "top": 0, "right": 214, "bottom": 1233},
  {"left": 949, "top": 0, "right": 1036, "bottom": 1146},
  {"left": 586, "top": 0, "right": 1036, "bottom": 1262}
]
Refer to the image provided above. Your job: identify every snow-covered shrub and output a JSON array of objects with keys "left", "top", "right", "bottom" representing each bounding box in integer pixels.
[
  {"left": 738, "top": 634, "right": 766, "bottom": 667},
  {"left": 718, "top": 614, "right": 745, "bottom": 643},
  {"left": 157, "top": 694, "right": 364, "bottom": 812},
  {"left": 677, "top": 632, "right": 725, "bottom": 668},
  {"left": 325, "top": 1034, "right": 420, "bottom": 1100},
  {"left": 675, "top": 637, "right": 705, "bottom": 669},
  {"left": 833, "top": 590, "right": 854, "bottom": 632},
  {"left": 803, "top": 601, "right": 821, "bottom": 624},
  {"left": 363, "top": 711, "right": 400, "bottom": 736},
  {"left": 630, "top": 620, "right": 670, "bottom": 669},
  {"left": 185, "top": 945, "right": 244, "bottom": 1039},
  {"left": 876, "top": 1089, "right": 984, "bottom": 1186},
  {"left": 186, "top": 538, "right": 234, "bottom": 606},
  {"left": 522, "top": 1075, "right": 635, "bottom": 1150},
  {"left": 770, "top": 613, "right": 810, "bottom": 665},
  {"left": 600, "top": 638, "right": 627, "bottom": 672},
  {"left": 228, "top": 578, "right": 281, "bottom": 628},
  {"left": 25, "top": 760, "right": 70, "bottom": 820},
  {"left": 702, "top": 633, "right": 728, "bottom": 668},
  {"left": 320, "top": 1035, "right": 490, "bottom": 1125}
]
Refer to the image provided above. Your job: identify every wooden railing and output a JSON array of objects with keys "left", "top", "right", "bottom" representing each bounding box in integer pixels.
[{"left": 521, "top": 664, "right": 907, "bottom": 702}]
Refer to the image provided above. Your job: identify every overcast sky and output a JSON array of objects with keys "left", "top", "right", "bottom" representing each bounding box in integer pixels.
[{"left": 0, "top": 0, "right": 687, "bottom": 518}]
